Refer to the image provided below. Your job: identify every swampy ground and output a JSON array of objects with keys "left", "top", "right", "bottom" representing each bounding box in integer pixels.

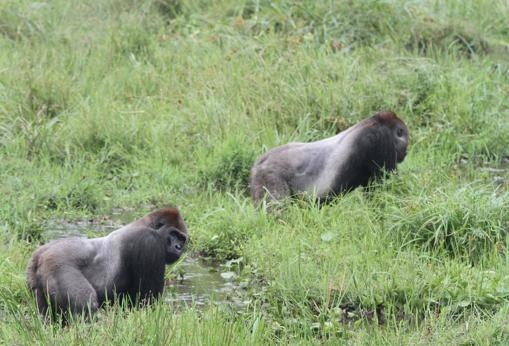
[{"left": 1, "top": 0, "right": 509, "bottom": 344}]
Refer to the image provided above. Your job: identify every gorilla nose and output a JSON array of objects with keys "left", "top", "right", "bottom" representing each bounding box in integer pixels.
[{"left": 175, "top": 244, "right": 182, "bottom": 250}]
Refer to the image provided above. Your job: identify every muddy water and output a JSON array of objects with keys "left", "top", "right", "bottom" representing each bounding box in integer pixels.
[
  {"left": 165, "top": 257, "right": 251, "bottom": 311},
  {"left": 43, "top": 210, "right": 252, "bottom": 311}
]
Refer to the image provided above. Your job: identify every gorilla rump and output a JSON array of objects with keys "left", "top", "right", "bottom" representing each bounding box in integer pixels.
[
  {"left": 250, "top": 111, "right": 409, "bottom": 204},
  {"left": 26, "top": 207, "right": 188, "bottom": 320}
]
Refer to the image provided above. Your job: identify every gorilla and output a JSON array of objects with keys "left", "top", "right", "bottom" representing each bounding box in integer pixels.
[
  {"left": 26, "top": 207, "right": 188, "bottom": 320},
  {"left": 250, "top": 111, "right": 409, "bottom": 205}
]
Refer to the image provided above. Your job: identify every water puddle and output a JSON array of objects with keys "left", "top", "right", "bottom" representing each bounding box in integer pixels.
[
  {"left": 165, "top": 256, "right": 251, "bottom": 311},
  {"left": 43, "top": 209, "right": 253, "bottom": 312},
  {"left": 457, "top": 155, "right": 509, "bottom": 189},
  {"left": 482, "top": 163, "right": 508, "bottom": 189}
]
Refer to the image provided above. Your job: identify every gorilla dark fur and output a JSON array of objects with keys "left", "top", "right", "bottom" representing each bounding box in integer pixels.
[
  {"left": 26, "top": 208, "right": 188, "bottom": 320},
  {"left": 250, "top": 111, "right": 409, "bottom": 204}
]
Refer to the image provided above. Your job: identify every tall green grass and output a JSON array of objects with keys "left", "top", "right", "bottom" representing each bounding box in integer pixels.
[{"left": 1, "top": 0, "right": 509, "bottom": 344}]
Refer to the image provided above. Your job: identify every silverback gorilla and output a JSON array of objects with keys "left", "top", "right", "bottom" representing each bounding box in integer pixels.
[
  {"left": 250, "top": 111, "right": 409, "bottom": 204},
  {"left": 27, "top": 208, "right": 188, "bottom": 320}
]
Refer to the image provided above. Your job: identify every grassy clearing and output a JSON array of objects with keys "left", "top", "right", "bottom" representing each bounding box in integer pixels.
[{"left": 1, "top": 0, "right": 509, "bottom": 344}]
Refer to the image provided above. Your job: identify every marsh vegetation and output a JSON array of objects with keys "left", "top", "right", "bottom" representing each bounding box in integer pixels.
[{"left": 1, "top": 0, "right": 509, "bottom": 344}]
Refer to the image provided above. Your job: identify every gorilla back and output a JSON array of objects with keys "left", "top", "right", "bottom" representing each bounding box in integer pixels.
[
  {"left": 26, "top": 207, "right": 188, "bottom": 320},
  {"left": 250, "top": 111, "right": 409, "bottom": 204}
]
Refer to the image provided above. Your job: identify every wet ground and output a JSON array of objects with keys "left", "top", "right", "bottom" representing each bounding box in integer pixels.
[
  {"left": 165, "top": 256, "right": 251, "bottom": 311},
  {"left": 43, "top": 209, "right": 252, "bottom": 311},
  {"left": 456, "top": 156, "right": 509, "bottom": 189}
]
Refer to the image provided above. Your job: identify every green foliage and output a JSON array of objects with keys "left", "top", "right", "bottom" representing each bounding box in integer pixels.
[
  {"left": 189, "top": 193, "right": 263, "bottom": 260},
  {"left": 389, "top": 185, "right": 509, "bottom": 262},
  {"left": 1, "top": 0, "right": 509, "bottom": 344},
  {"left": 197, "top": 137, "right": 257, "bottom": 191}
]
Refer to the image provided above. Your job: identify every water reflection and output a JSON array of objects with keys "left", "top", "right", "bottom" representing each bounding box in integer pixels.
[{"left": 166, "top": 256, "right": 251, "bottom": 311}]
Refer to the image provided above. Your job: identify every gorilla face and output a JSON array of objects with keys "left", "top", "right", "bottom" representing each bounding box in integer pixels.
[
  {"left": 392, "top": 122, "right": 409, "bottom": 163},
  {"left": 161, "top": 226, "right": 188, "bottom": 264}
]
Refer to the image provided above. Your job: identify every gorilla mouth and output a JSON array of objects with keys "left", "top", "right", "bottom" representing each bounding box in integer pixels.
[
  {"left": 166, "top": 252, "right": 183, "bottom": 264},
  {"left": 397, "top": 150, "right": 407, "bottom": 163}
]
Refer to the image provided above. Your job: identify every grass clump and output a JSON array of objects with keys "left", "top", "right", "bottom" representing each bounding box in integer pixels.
[
  {"left": 197, "top": 137, "right": 257, "bottom": 192},
  {"left": 388, "top": 185, "right": 509, "bottom": 262},
  {"left": 1, "top": 0, "right": 509, "bottom": 344}
]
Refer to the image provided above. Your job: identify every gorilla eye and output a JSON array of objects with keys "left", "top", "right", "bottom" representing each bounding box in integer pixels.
[{"left": 396, "top": 128, "right": 404, "bottom": 137}]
